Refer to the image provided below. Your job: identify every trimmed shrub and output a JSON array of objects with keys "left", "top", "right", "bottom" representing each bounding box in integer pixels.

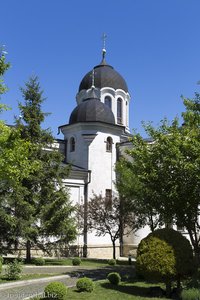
[
  {"left": 5, "top": 259, "right": 22, "bottom": 280},
  {"left": 33, "top": 257, "right": 45, "bottom": 266},
  {"left": 72, "top": 257, "right": 81, "bottom": 266},
  {"left": 108, "top": 259, "right": 116, "bottom": 266},
  {"left": 44, "top": 281, "right": 67, "bottom": 300},
  {"left": 0, "top": 256, "right": 3, "bottom": 265},
  {"left": 181, "top": 288, "right": 200, "bottom": 300},
  {"left": 107, "top": 272, "right": 121, "bottom": 285},
  {"left": 0, "top": 257, "right": 3, "bottom": 274},
  {"left": 136, "top": 228, "right": 195, "bottom": 296},
  {"left": 76, "top": 277, "right": 94, "bottom": 292}
]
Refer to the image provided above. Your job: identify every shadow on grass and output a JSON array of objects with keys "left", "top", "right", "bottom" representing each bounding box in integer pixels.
[
  {"left": 100, "top": 282, "right": 166, "bottom": 298},
  {"left": 65, "top": 265, "right": 136, "bottom": 281}
]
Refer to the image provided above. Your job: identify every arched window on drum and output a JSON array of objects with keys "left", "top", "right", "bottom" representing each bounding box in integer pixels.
[
  {"left": 106, "top": 136, "right": 113, "bottom": 152},
  {"left": 70, "top": 137, "right": 75, "bottom": 152},
  {"left": 117, "top": 98, "right": 123, "bottom": 124},
  {"left": 104, "top": 96, "right": 112, "bottom": 109}
]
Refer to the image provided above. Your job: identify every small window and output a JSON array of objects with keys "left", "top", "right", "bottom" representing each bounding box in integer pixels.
[
  {"left": 117, "top": 98, "right": 123, "bottom": 124},
  {"left": 106, "top": 137, "right": 113, "bottom": 152},
  {"left": 105, "top": 189, "right": 112, "bottom": 207},
  {"left": 105, "top": 96, "right": 112, "bottom": 109},
  {"left": 70, "top": 137, "right": 75, "bottom": 152}
]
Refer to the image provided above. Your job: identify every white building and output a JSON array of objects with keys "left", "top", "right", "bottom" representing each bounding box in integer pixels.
[{"left": 57, "top": 49, "right": 149, "bottom": 258}]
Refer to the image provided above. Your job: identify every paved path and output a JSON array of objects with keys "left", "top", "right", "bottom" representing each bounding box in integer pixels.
[
  {"left": 0, "top": 265, "right": 104, "bottom": 300},
  {"left": 0, "top": 275, "right": 77, "bottom": 300},
  {"left": 0, "top": 265, "right": 135, "bottom": 299}
]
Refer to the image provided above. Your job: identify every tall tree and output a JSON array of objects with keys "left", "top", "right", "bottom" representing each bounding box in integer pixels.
[
  {"left": 78, "top": 194, "right": 136, "bottom": 259},
  {"left": 116, "top": 94, "right": 200, "bottom": 262},
  {"left": 0, "top": 51, "right": 38, "bottom": 254},
  {"left": 15, "top": 76, "right": 77, "bottom": 261}
]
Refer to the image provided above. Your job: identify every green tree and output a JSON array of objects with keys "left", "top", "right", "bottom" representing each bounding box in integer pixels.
[
  {"left": 15, "top": 76, "right": 76, "bottom": 261},
  {"left": 116, "top": 94, "right": 200, "bottom": 261},
  {"left": 0, "top": 51, "right": 39, "bottom": 254},
  {"left": 78, "top": 194, "right": 136, "bottom": 259},
  {"left": 0, "top": 48, "right": 9, "bottom": 99}
]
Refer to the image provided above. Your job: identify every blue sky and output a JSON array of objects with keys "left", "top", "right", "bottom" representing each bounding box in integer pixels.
[{"left": 1, "top": 0, "right": 200, "bottom": 137}]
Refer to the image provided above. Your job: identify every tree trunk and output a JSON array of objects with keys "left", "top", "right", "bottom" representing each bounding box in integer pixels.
[
  {"left": 176, "top": 276, "right": 181, "bottom": 295},
  {"left": 26, "top": 240, "right": 31, "bottom": 263},
  {"left": 83, "top": 244, "right": 87, "bottom": 258},
  {"left": 112, "top": 240, "right": 116, "bottom": 259},
  {"left": 194, "top": 247, "right": 200, "bottom": 266},
  {"left": 165, "top": 280, "right": 172, "bottom": 298}
]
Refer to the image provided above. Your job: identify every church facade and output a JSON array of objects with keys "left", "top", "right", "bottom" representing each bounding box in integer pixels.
[{"left": 56, "top": 50, "right": 149, "bottom": 258}]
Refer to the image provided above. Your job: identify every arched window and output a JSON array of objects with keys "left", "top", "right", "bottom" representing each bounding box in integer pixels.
[
  {"left": 105, "top": 96, "right": 112, "bottom": 109},
  {"left": 70, "top": 137, "right": 75, "bottom": 152},
  {"left": 117, "top": 98, "right": 123, "bottom": 124},
  {"left": 106, "top": 136, "right": 113, "bottom": 152}
]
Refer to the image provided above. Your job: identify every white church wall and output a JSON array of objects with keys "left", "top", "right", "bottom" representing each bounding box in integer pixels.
[
  {"left": 86, "top": 130, "right": 121, "bottom": 247},
  {"left": 87, "top": 131, "right": 120, "bottom": 198},
  {"left": 62, "top": 179, "right": 85, "bottom": 247},
  {"left": 61, "top": 125, "right": 89, "bottom": 169}
]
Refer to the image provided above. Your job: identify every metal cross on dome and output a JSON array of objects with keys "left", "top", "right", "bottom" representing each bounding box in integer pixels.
[
  {"left": 90, "top": 68, "right": 97, "bottom": 88},
  {"left": 102, "top": 33, "right": 107, "bottom": 50},
  {"left": 101, "top": 33, "right": 107, "bottom": 58}
]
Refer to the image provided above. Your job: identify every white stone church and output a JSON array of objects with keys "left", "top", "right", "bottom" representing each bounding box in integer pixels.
[{"left": 55, "top": 49, "right": 149, "bottom": 258}]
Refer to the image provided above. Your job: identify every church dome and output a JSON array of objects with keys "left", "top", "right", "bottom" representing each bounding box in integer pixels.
[
  {"left": 79, "top": 59, "right": 128, "bottom": 93},
  {"left": 69, "top": 95, "right": 115, "bottom": 125}
]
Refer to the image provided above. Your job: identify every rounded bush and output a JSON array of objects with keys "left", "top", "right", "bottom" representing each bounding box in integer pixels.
[
  {"left": 107, "top": 272, "right": 121, "bottom": 285},
  {"left": 72, "top": 257, "right": 81, "bottom": 266},
  {"left": 108, "top": 259, "right": 116, "bottom": 266},
  {"left": 33, "top": 257, "right": 45, "bottom": 266},
  {"left": 76, "top": 277, "right": 94, "bottom": 292},
  {"left": 181, "top": 288, "right": 200, "bottom": 300},
  {"left": 44, "top": 281, "right": 67, "bottom": 300},
  {"left": 136, "top": 228, "right": 195, "bottom": 283},
  {"left": 4, "top": 259, "right": 22, "bottom": 280}
]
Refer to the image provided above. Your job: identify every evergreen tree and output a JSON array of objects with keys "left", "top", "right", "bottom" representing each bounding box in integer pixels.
[
  {"left": 15, "top": 76, "right": 76, "bottom": 261},
  {"left": 0, "top": 51, "right": 37, "bottom": 254}
]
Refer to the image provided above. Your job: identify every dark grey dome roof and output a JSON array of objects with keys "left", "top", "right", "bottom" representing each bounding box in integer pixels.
[
  {"left": 69, "top": 98, "right": 115, "bottom": 125},
  {"left": 79, "top": 59, "right": 128, "bottom": 92}
]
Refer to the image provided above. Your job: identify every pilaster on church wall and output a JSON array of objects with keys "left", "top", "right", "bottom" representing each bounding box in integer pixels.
[{"left": 87, "top": 131, "right": 120, "bottom": 200}]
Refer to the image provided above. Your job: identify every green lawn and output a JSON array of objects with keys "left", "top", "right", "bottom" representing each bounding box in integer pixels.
[
  {"left": 31, "top": 280, "right": 170, "bottom": 300},
  {"left": 44, "top": 257, "right": 128, "bottom": 267},
  {"left": 67, "top": 281, "right": 169, "bottom": 300},
  {"left": 2, "top": 257, "right": 131, "bottom": 267}
]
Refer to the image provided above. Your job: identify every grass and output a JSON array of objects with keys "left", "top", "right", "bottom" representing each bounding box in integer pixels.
[
  {"left": 2, "top": 256, "right": 131, "bottom": 267},
  {"left": 44, "top": 257, "right": 128, "bottom": 267},
  {"left": 67, "top": 280, "right": 170, "bottom": 300},
  {"left": 30, "top": 280, "right": 170, "bottom": 300}
]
